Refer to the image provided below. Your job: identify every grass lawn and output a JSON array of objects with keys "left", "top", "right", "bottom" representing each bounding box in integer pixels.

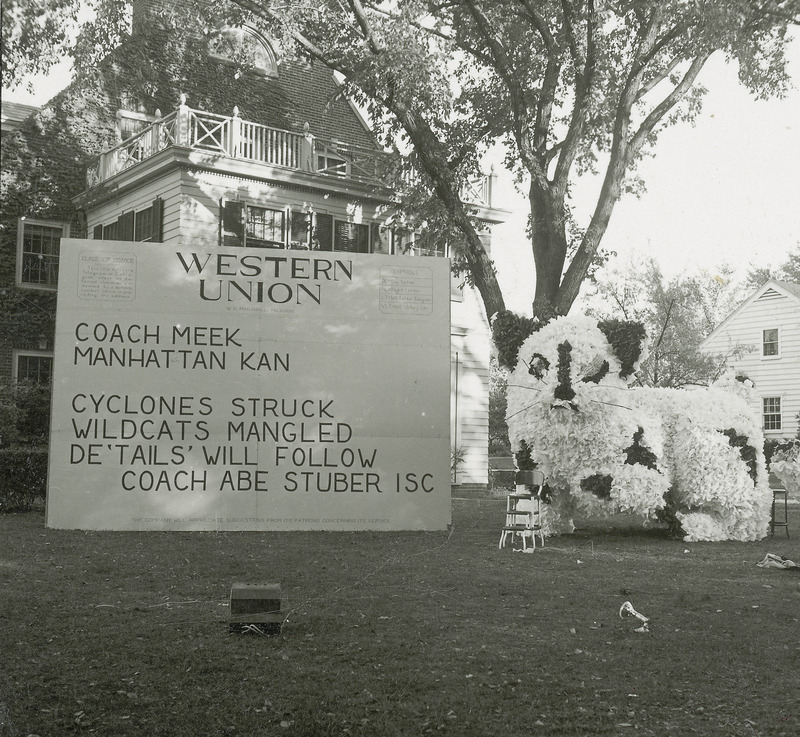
[{"left": 1, "top": 499, "right": 799, "bottom": 737}]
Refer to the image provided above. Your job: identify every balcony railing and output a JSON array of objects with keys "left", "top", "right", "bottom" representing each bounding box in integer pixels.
[{"left": 85, "top": 102, "right": 495, "bottom": 208}]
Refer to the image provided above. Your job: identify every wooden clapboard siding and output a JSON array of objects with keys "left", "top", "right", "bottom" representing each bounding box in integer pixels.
[
  {"left": 86, "top": 170, "right": 182, "bottom": 243},
  {"left": 177, "top": 171, "right": 221, "bottom": 247},
  {"left": 158, "top": 176, "right": 183, "bottom": 243},
  {"left": 451, "top": 284, "right": 490, "bottom": 485},
  {"left": 700, "top": 280, "right": 800, "bottom": 438}
]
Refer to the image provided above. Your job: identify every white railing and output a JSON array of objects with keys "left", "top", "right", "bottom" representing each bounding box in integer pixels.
[
  {"left": 238, "top": 118, "right": 303, "bottom": 168},
  {"left": 86, "top": 103, "right": 495, "bottom": 207},
  {"left": 461, "top": 174, "right": 494, "bottom": 209}
]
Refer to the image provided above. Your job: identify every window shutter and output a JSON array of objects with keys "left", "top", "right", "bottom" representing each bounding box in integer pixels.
[
  {"left": 313, "top": 213, "right": 333, "bottom": 251},
  {"left": 290, "top": 211, "right": 311, "bottom": 248},
  {"left": 151, "top": 198, "right": 164, "bottom": 242},
  {"left": 93, "top": 224, "right": 103, "bottom": 240},
  {"left": 118, "top": 211, "right": 135, "bottom": 241},
  {"left": 370, "top": 223, "right": 390, "bottom": 255},
  {"left": 221, "top": 200, "right": 244, "bottom": 247}
]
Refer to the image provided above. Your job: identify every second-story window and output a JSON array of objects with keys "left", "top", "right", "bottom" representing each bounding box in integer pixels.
[
  {"left": 17, "top": 218, "right": 68, "bottom": 289},
  {"left": 762, "top": 329, "right": 779, "bottom": 357},
  {"left": 333, "top": 221, "right": 369, "bottom": 253},
  {"left": 116, "top": 95, "right": 158, "bottom": 143},
  {"left": 394, "top": 228, "right": 447, "bottom": 257},
  {"left": 92, "top": 199, "right": 163, "bottom": 243},
  {"left": 246, "top": 206, "right": 285, "bottom": 248}
]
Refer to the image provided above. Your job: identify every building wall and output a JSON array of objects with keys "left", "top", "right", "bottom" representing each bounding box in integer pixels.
[
  {"left": 451, "top": 285, "right": 491, "bottom": 487},
  {"left": 702, "top": 284, "right": 800, "bottom": 439}
]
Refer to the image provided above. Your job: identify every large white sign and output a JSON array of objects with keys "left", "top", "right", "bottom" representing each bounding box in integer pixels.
[{"left": 47, "top": 240, "right": 451, "bottom": 531}]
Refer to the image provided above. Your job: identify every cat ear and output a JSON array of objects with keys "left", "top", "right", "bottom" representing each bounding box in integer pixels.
[{"left": 597, "top": 320, "right": 647, "bottom": 380}]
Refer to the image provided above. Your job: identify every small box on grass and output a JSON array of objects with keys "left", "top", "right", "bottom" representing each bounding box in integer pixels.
[{"left": 229, "top": 583, "right": 282, "bottom": 635}]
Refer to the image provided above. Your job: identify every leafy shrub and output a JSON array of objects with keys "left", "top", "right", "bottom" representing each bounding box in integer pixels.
[
  {"left": 764, "top": 438, "right": 783, "bottom": 466},
  {"left": 450, "top": 445, "right": 466, "bottom": 481},
  {"left": 491, "top": 310, "right": 540, "bottom": 370},
  {"left": 0, "top": 398, "right": 22, "bottom": 447},
  {"left": 14, "top": 382, "right": 52, "bottom": 447},
  {"left": 513, "top": 441, "right": 536, "bottom": 470},
  {"left": 488, "top": 357, "right": 511, "bottom": 455},
  {"left": 0, "top": 448, "right": 48, "bottom": 512}
]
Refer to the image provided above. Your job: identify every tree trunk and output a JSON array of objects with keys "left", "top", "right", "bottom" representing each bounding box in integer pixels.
[{"left": 529, "top": 179, "right": 568, "bottom": 318}]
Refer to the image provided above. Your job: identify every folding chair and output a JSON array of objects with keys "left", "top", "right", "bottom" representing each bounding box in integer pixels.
[{"left": 499, "top": 469, "right": 546, "bottom": 550}]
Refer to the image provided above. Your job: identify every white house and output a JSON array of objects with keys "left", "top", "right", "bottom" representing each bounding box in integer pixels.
[{"left": 700, "top": 279, "right": 800, "bottom": 439}]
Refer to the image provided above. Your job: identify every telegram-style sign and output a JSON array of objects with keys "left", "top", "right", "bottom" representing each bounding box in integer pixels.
[{"left": 47, "top": 239, "right": 451, "bottom": 531}]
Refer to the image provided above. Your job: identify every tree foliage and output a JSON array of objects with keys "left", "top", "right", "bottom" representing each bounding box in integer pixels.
[
  {"left": 585, "top": 258, "right": 744, "bottom": 387},
  {"left": 4, "top": 0, "right": 799, "bottom": 322},
  {"left": 488, "top": 356, "right": 511, "bottom": 455},
  {"left": 745, "top": 243, "right": 800, "bottom": 289}
]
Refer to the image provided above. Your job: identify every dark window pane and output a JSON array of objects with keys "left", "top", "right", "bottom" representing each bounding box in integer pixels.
[
  {"left": 246, "top": 206, "right": 284, "bottom": 248},
  {"left": 17, "top": 354, "right": 53, "bottom": 384},
  {"left": 334, "top": 221, "right": 369, "bottom": 253},
  {"left": 21, "top": 223, "right": 62, "bottom": 287}
]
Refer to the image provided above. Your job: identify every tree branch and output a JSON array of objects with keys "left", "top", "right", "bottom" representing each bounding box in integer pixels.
[
  {"left": 636, "top": 56, "right": 681, "bottom": 101},
  {"left": 463, "top": 0, "right": 543, "bottom": 184},
  {"left": 629, "top": 53, "right": 711, "bottom": 158},
  {"left": 517, "top": 0, "right": 557, "bottom": 49},
  {"left": 553, "top": 7, "right": 665, "bottom": 313},
  {"left": 559, "top": 0, "right": 585, "bottom": 69},
  {"left": 552, "top": 0, "right": 596, "bottom": 194},
  {"left": 347, "top": 0, "right": 383, "bottom": 55},
  {"left": 362, "top": 1, "right": 492, "bottom": 64}
]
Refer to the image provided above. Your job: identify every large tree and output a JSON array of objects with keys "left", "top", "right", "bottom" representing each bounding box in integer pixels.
[{"left": 5, "top": 0, "right": 799, "bottom": 322}]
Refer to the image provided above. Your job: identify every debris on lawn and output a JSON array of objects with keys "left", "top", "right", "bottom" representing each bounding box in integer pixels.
[
  {"left": 619, "top": 601, "right": 650, "bottom": 632},
  {"left": 756, "top": 553, "right": 799, "bottom": 570}
]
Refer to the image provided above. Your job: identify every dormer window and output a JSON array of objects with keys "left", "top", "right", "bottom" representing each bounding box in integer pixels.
[
  {"left": 209, "top": 27, "right": 278, "bottom": 78},
  {"left": 316, "top": 151, "right": 348, "bottom": 177},
  {"left": 116, "top": 95, "right": 158, "bottom": 143}
]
